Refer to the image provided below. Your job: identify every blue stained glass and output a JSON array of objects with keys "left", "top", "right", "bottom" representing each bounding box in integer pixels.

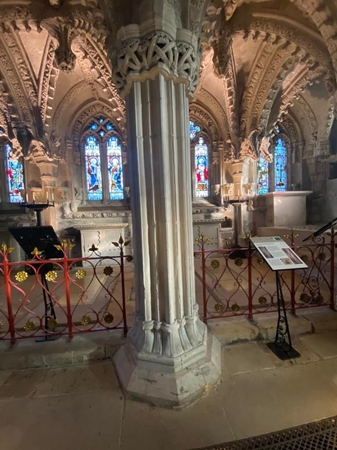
[
  {"left": 90, "top": 123, "right": 98, "bottom": 130},
  {"left": 107, "top": 137, "right": 124, "bottom": 200},
  {"left": 99, "top": 130, "right": 105, "bottom": 138},
  {"left": 84, "top": 136, "right": 103, "bottom": 200},
  {"left": 190, "top": 121, "right": 201, "bottom": 141},
  {"left": 257, "top": 155, "right": 269, "bottom": 195},
  {"left": 195, "top": 137, "right": 209, "bottom": 198},
  {"left": 99, "top": 118, "right": 104, "bottom": 123},
  {"left": 275, "top": 138, "right": 287, "bottom": 192},
  {"left": 6, "top": 144, "right": 24, "bottom": 203},
  {"left": 106, "top": 123, "right": 114, "bottom": 131}
]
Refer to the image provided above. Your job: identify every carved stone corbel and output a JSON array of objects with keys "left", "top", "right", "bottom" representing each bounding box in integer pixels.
[{"left": 52, "top": 24, "right": 77, "bottom": 73}]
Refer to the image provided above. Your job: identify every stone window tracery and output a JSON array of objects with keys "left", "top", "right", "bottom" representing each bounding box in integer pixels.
[{"left": 83, "top": 117, "right": 124, "bottom": 202}]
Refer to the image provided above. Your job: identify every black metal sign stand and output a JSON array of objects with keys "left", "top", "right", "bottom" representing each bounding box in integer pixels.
[{"left": 267, "top": 271, "right": 301, "bottom": 360}]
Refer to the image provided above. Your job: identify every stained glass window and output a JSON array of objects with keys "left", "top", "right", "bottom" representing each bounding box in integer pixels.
[
  {"left": 107, "top": 137, "right": 124, "bottom": 200},
  {"left": 84, "top": 136, "right": 103, "bottom": 201},
  {"left": 90, "top": 123, "right": 98, "bottom": 131},
  {"left": 195, "top": 137, "right": 209, "bottom": 198},
  {"left": 257, "top": 155, "right": 269, "bottom": 195},
  {"left": 274, "top": 138, "right": 287, "bottom": 192},
  {"left": 106, "top": 123, "right": 114, "bottom": 131},
  {"left": 6, "top": 144, "right": 25, "bottom": 203},
  {"left": 190, "top": 121, "right": 201, "bottom": 141}
]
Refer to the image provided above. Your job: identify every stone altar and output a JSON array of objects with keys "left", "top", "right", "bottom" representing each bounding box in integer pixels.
[{"left": 262, "top": 192, "right": 313, "bottom": 228}]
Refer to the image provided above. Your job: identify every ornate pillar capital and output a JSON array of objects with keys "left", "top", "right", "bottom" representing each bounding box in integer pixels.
[{"left": 109, "top": 29, "right": 200, "bottom": 99}]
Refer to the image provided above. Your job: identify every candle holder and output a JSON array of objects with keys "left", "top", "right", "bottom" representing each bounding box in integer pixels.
[{"left": 20, "top": 200, "right": 55, "bottom": 227}]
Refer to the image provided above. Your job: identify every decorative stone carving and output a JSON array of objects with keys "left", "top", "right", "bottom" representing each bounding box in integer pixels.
[
  {"left": 27, "top": 139, "right": 53, "bottom": 161},
  {"left": 53, "top": 25, "right": 77, "bottom": 73},
  {"left": 239, "top": 138, "right": 258, "bottom": 161},
  {"left": 260, "top": 136, "right": 273, "bottom": 163},
  {"left": 112, "top": 32, "right": 200, "bottom": 96}
]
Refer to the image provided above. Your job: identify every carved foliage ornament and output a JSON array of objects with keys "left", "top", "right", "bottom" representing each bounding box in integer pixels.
[
  {"left": 240, "top": 138, "right": 258, "bottom": 161},
  {"left": 112, "top": 32, "right": 200, "bottom": 95},
  {"left": 260, "top": 136, "right": 273, "bottom": 163}
]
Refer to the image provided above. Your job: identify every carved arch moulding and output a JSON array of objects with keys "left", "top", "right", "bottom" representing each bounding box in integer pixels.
[{"left": 204, "top": 0, "right": 337, "bottom": 79}]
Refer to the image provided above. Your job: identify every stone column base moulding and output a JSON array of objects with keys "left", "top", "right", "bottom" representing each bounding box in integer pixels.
[{"left": 113, "top": 331, "right": 221, "bottom": 407}]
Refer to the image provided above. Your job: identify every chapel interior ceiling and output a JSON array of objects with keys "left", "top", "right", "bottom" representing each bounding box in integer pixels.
[
  {"left": 0, "top": 0, "right": 335, "bottom": 165},
  {"left": 196, "top": 0, "right": 336, "bottom": 159}
]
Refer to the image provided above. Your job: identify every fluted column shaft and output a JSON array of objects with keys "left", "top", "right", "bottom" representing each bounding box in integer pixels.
[{"left": 126, "top": 74, "right": 204, "bottom": 358}]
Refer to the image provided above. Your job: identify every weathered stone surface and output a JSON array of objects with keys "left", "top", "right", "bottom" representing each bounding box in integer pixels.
[{"left": 208, "top": 318, "right": 260, "bottom": 345}]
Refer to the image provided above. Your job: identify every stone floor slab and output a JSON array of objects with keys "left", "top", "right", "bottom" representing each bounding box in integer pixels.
[
  {"left": 0, "top": 370, "right": 11, "bottom": 388},
  {"left": 220, "top": 362, "right": 337, "bottom": 440},
  {"left": 0, "top": 369, "right": 48, "bottom": 399},
  {"left": 300, "top": 331, "right": 337, "bottom": 359},
  {"left": 120, "top": 390, "right": 234, "bottom": 450},
  {"left": 222, "top": 342, "right": 279, "bottom": 376},
  {"left": 33, "top": 361, "right": 119, "bottom": 397},
  {"left": 0, "top": 389, "right": 124, "bottom": 450}
]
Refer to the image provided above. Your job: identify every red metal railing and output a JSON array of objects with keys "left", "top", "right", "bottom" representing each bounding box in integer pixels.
[
  {"left": 195, "top": 230, "right": 336, "bottom": 324},
  {"left": 0, "top": 238, "right": 131, "bottom": 344}
]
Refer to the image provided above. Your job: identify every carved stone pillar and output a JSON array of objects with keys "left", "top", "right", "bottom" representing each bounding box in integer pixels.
[{"left": 109, "top": 29, "right": 221, "bottom": 406}]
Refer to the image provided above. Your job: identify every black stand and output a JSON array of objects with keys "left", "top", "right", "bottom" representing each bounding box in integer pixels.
[
  {"left": 20, "top": 200, "right": 55, "bottom": 227},
  {"left": 267, "top": 272, "right": 301, "bottom": 360},
  {"left": 224, "top": 199, "right": 248, "bottom": 259},
  {"left": 303, "top": 217, "right": 337, "bottom": 242},
  {"left": 8, "top": 226, "right": 63, "bottom": 341}
]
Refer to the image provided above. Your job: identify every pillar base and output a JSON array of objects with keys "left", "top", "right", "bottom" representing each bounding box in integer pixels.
[{"left": 113, "top": 332, "right": 222, "bottom": 407}]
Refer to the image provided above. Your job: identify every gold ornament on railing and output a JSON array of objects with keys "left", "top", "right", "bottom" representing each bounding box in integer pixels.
[
  {"left": 47, "top": 318, "right": 58, "bottom": 329},
  {"left": 31, "top": 247, "right": 42, "bottom": 257},
  {"left": 75, "top": 269, "right": 86, "bottom": 279},
  {"left": 0, "top": 243, "right": 14, "bottom": 254},
  {"left": 80, "top": 315, "right": 91, "bottom": 326},
  {"left": 231, "top": 303, "right": 240, "bottom": 313},
  {"left": 258, "top": 296, "right": 268, "bottom": 305},
  {"left": 211, "top": 260, "right": 220, "bottom": 269},
  {"left": 112, "top": 235, "right": 131, "bottom": 248},
  {"left": 234, "top": 258, "right": 243, "bottom": 267},
  {"left": 45, "top": 270, "right": 58, "bottom": 282},
  {"left": 256, "top": 256, "right": 265, "bottom": 266},
  {"left": 318, "top": 252, "right": 327, "bottom": 261},
  {"left": 15, "top": 271, "right": 29, "bottom": 283},
  {"left": 214, "top": 303, "right": 224, "bottom": 313},
  {"left": 104, "top": 313, "right": 114, "bottom": 324},
  {"left": 283, "top": 231, "right": 299, "bottom": 242},
  {"left": 195, "top": 233, "right": 211, "bottom": 245},
  {"left": 103, "top": 266, "right": 113, "bottom": 276},
  {"left": 54, "top": 240, "right": 75, "bottom": 252},
  {"left": 23, "top": 320, "right": 36, "bottom": 331}
]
